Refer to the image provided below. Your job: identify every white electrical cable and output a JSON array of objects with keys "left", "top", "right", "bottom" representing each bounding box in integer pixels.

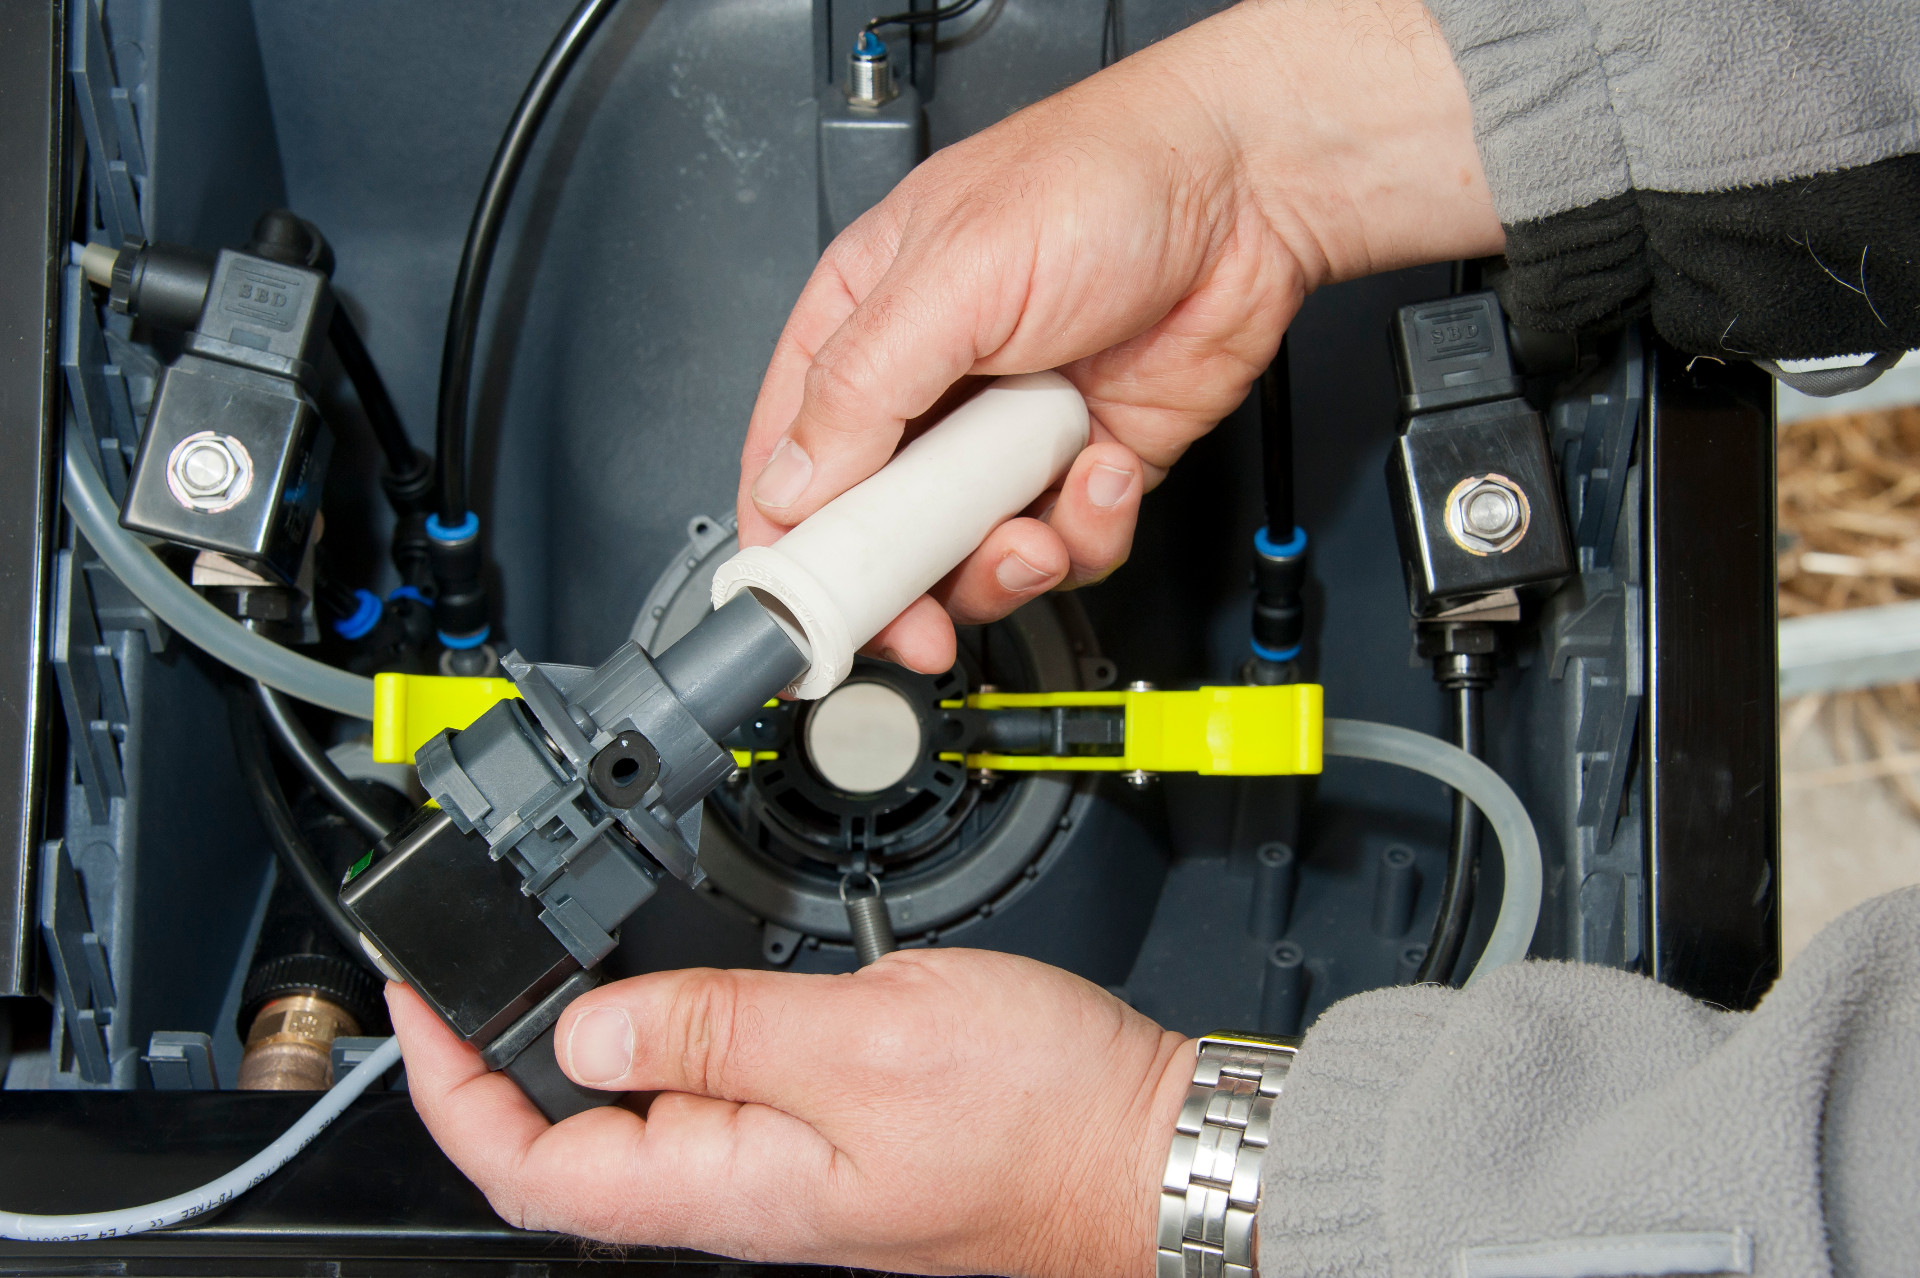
[
  {"left": 1323, "top": 718, "right": 1541, "bottom": 986},
  {"left": 1, "top": 1036, "right": 401, "bottom": 1241},
  {"left": 61, "top": 424, "right": 376, "bottom": 719}
]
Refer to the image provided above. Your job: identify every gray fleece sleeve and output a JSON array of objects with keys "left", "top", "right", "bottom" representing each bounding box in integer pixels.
[
  {"left": 1416, "top": 0, "right": 1920, "bottom": 361},
  {"left": 1425, "top": 0, "right": 1920, "bottom": 221},
  {"left": 1255, "top": 885, "right": 1920, "bottom": 1277}
]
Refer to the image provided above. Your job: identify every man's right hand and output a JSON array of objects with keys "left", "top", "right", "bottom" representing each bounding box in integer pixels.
[{"left": 737, "top": 0, "right": 1504, "bottom": 674}]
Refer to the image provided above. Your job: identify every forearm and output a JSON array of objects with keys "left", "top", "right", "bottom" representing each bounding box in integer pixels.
[{"left": 1218, "top": 0, "right": 1506, "bottom": 285}]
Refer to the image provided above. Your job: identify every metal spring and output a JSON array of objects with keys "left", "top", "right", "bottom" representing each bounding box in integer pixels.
[{"left": 841, "top": 871, "right": 897, "bottom": 967}]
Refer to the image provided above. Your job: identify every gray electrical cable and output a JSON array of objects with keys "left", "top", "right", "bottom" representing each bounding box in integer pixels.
[
  {"left": 1, "top": 1035, "right": 400, "bottom": 1240},
  {"left": 1324, "top": 718, "right": 1541, "bottom": 986},
  {"left": 255, "top": 681, "right": 394, "bottom": 841},
  {"left": 61, "top": 424, "right": 376, "bottom": 719},
  {"left": 1754, "top": 350, "right": 1901, "bottom": 398}
]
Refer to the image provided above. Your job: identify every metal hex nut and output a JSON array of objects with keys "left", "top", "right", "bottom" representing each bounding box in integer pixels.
[
  {"left": 1444, "top": 473, "right": 1531, "bottom": 555},
  {"left": 165, "top": 430, "right": 254, "bottom": 514}
]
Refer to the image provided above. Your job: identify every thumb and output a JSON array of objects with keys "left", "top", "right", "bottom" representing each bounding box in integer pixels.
[{"left": 555, "top": 967, "right": 852, "bottom": 1110}]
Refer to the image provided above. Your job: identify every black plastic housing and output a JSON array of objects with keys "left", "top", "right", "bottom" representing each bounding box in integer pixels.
[
  {"left": 119, "top": 355, "right": 331, "bottom": 583},
  {"left": 1391, "top": 291, "right": 1525, "bottom": 415},
  {"left": 1386, "top": 292, "right": 1572, "bottom": 615},
  {"left": 1386, "top": 397, "right": 1573, "bottom": 614},
  {"left": 117, "top": 247, "right": 337, "bottom": 583},
  {"left": 109, "top": 241, "right": 214, "bottom": 330},
  {"left": 340, "top": 806, "right": 578, "bottom": 1046}
]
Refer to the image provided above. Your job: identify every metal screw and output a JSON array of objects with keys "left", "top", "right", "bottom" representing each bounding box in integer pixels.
[
  {"left": 1127, "top": 680, "right": 1156, "bottom": 693},
  {"left": 1444, "top": 473, "right": 1530, "bottom": 555},
  {"left": 165, "top": 431, "right": 253, "bottom": 513},
  {"left": 1123, "top": 769, "right": 1157, "bottom": 789},
  {"left": 1465, "top": 486, "right": 1518, "bottom": 538}
]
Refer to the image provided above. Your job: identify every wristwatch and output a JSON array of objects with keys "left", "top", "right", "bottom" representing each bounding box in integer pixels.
[{"left": 1156, "top": 1032, "right": 1298, "bottom": 1278}]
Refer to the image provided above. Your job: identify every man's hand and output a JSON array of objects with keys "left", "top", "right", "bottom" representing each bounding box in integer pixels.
[
  {"left": 392, "top": 950, "right": 1193, "bottom": 1276},
  {"left": 738, "top": 0, "right": 1501, "bottom": 673}
]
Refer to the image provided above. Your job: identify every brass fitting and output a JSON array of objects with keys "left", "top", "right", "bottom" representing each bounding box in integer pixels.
[{"left": 237, "top": 993, "right": 361, "bottom": 1091}]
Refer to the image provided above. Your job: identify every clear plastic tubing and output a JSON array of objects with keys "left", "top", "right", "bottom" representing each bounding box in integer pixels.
[
  {"left": 62, "top": 424, "right": 376, "bottom": 719},
  {"left": 1323, "top": 718, "right": 1542, "bottom": 985},
  {"left": 1, "top": 1036, "right": 401, "bottom": 1241}
]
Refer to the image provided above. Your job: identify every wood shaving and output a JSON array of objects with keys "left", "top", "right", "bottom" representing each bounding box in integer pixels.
[{"left": 1778, "top": 405, "right": 1920, "bottom": 815}]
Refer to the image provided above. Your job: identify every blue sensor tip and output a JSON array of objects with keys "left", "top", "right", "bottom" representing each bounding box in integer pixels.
[{"left": 855, "top": 30, "right": 886, "bottom": 57}]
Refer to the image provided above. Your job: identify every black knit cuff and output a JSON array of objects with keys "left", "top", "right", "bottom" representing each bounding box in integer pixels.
[{"left": 1500, "top": 153, "right": 1920, "bottom": 360}]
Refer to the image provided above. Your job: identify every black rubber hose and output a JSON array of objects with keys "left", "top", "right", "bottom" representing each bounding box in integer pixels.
[
  {"left": 1414, "top": 683, "right": 1484, "bottom": 984},
  {"left": 1259, "top": 338, "right": 1294, "bottom": 539},
  {"left": 254, "top": 681, "right": 394, "bottom": 842},
  {"left": 226, "top": 685, "right": 377, "bottom": 967},
  {"left": 435, "top": 0, "right": 619, "bottom": 524},
  {"left": 328, "top": 306, "right": 424, "bottom": 483},
  {"left": 864, "top": 0, "right": 983, "bottom": 33}
]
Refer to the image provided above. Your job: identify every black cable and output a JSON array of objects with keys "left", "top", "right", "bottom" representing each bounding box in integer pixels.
[
  {"left": 254, "top": 681, "right": 395, "bottom": 843},
  {"left": 226, "top": 685, "right": 378, "bottom": 969},
  {"left": 1258, "top": 338, "right": 1294, "bottom": 539},
  {"left": 327, "top": 307, "right": 419, "bottom": 480},
  {"left": 863, "top": 0, "right": 983, "bottom": 34},
  {"left": 1101, "top": 0, "right": 1125, "bottom": 67},
  {"left": 1415, "top": 681, "right": 1484, "bottom": 984},
  {"left": 435, "top": 0, "right": 620, "bottom": 524}
]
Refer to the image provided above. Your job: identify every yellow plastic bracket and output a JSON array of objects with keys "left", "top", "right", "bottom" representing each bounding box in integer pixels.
[
  {"left": 372, "top": 672, "right": 519, "bottom": 764},
  {"left": 372, "top": 674, "right": 1321, "bottom": 778},
  {"left": 967, "top": 684, "right": 1323, "bottom": 776},
  {"left": 374, "top": 674, "right": 786, "bottom": 771}
]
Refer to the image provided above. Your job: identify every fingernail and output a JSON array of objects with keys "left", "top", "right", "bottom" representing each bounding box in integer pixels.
[
  {"left": 996, "top": 551, "right": 1053, "bottom": 592},
  {"left": 878, "top": 646, "right": 906, "bottom": 666},
  {"left": 565, "top": 1007, "right": 633, "bottom": 1085},
  {"left": 752, "top": 438, "right": 813, "bottom": 510},
  {"left": 1086, "top": 463, "right": 1134, "bottom": 509}
]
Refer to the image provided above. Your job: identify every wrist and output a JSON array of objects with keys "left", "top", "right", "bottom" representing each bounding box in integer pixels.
[
  {"left": 1198, "top": 0, "right": 1504, "bottom": 287},
  {"left": 1009, "top": 1028, "right": 1196, "bottom": 1278}
]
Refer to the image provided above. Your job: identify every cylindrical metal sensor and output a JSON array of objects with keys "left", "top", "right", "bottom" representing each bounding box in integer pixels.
[{"left": 805, "top": 681, "right": 924, "bottom": 793}]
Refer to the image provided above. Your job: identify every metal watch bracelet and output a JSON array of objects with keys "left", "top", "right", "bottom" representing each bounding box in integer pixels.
[{"left": 1155, "top": 1032, "right": 1298, "bottom": 1278}]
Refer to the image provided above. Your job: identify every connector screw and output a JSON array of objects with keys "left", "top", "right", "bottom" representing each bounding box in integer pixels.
[
  {"left": 166, "top": 431, "right": 254, "bottom": 513},
  {"left": 1444, "top": 473, "right": 1530, "bottom": 555}
]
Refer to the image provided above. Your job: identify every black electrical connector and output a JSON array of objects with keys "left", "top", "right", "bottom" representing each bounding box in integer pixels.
[
  {"left": 1386, "top": 292, "right": 1561, "bottom": 983},
  {"left": 105, "top": 211, "right": 429, "bottom": 528},
  {"left": 1385, "top": 292, "right": 1572, "bottom": 617},
  {"left": 108, "top": 240, "right": 213, "bottom": 329}
]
